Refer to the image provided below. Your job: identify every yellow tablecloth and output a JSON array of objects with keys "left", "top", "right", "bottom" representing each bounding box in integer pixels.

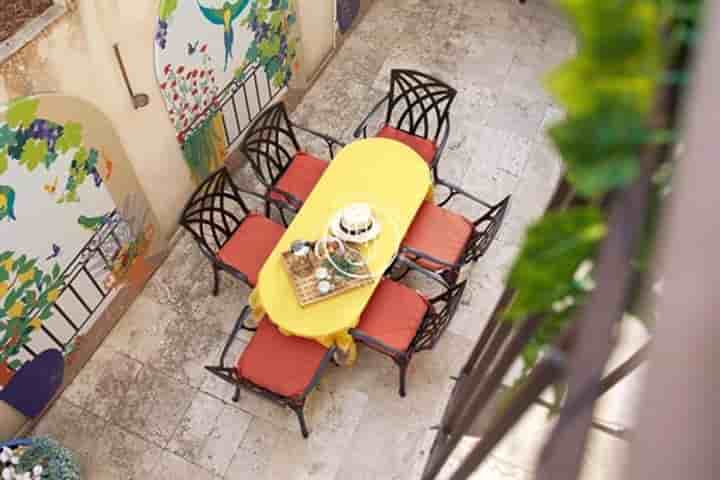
[{"left": 249, "top": 138, "right": 432, "bottom": 364}]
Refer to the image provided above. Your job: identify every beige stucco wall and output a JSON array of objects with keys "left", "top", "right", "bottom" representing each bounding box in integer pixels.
[
  {"left": 0, "top": 0, "right": 194, "bottom": 240},
  {"left": 0, "top": 0, "right": 340, "bottom": 238}
]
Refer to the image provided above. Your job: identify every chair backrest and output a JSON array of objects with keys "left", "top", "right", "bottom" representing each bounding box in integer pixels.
[
  {"left": 179, "top": 167, "right": 252, "bottom": 257},
  {"left": 411, "top": 280, "right": 467, "bottom": 353},
  {"left": 385, "top": 69, "right": 457, "bottom": 143},
  {"left": 241, "top": 102, "right": 301, "bottom": 188},
  {"left": 464, "top": 195, "right": 511, "bottom": 264}
]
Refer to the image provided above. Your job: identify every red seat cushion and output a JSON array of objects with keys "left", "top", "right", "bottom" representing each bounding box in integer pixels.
[
  {"left": 402, "top": 201, "right": 474, "bottom": 271},
  {"left": 376, "top": 125, "right": 437, "bottom": 166},
  {"left": 217, "top": 214, "right": 285, "bottom": 286},
  {"left": 269, "top": 152, "right": 328, "bottom": 204},
  {"left": 236, "top": 317, "right": 329, "bottom": 398},
  {"left": 355, "top": 279, "right": 429, "bottom": 352}
]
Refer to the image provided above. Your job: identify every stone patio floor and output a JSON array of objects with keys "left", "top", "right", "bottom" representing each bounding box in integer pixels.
[{"left": 32, "top": 0, "right": 648, "bottom": 478}]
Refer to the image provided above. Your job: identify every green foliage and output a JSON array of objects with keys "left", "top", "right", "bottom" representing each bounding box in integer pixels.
[
  {"left": 238, "top": 0, "right": 298, "bottom": 88},
  {"left": 506, "top": 207, "right": 604, "bottom": 321},
  {"left": 5, "top": 98, "right": 39, "bottom": 129},
  {"left": 504, "top": 0, "right": 701, "bottom": 384},
  {"left": 545, "top": 0, "right": 662, "bottom": 197},
  {"left": 18, "top": 437, "right": 81, "bottom": 480}
]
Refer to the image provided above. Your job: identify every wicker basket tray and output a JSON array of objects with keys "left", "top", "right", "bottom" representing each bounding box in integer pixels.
[{"left": 281, "top": 249, "right": 373, "bottom": 307}]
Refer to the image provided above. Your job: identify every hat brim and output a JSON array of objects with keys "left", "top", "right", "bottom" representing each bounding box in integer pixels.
[{"left": 330, "top": 213, "right": 381, "bottom": 244}]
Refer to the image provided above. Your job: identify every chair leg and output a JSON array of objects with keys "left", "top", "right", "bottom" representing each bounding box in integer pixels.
[
  {"left": 212, "top": 264, "right": 220, "bottom": 296},
  {"left": 292, "top": 404, "right": 310, "bottom": 438},
  {"left": 397, "top": 358, "right": 409, "bottom": 398},
  {"left": 232, "top": 385, "right": 240, "bottom": 402}
]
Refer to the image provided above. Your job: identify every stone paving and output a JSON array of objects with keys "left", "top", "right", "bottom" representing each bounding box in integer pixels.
[{"left": 33, "top": 0, "right": 648, "bottom": 478}]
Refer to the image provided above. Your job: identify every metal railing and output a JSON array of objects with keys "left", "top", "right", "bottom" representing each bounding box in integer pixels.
[
  {"left": 21, "top": 211, "right": 124, "bottom": 361},
  {"left": 180, "top": 63, "right": 285, "bottom": 151}
]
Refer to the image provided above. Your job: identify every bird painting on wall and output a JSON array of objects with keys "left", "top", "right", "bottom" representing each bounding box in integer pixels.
[{"left": 197, "top": 0, "right": 251, "bottom": 72}]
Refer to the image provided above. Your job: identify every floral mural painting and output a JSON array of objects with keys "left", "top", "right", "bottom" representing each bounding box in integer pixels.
[
  {"left": 0, "top": 98, "right": 105, "bottom": 214},
  {"left": 155, "top": 0, "right": 301, "bottom": 183},
  {"left": 1, "top": 94, "right": 167, "bottom": 385},
  {"left": 159, "top": 51, "right": 219, "bottom": 134},
  {"left": 238, "top": 0, "right": 299, "bottom": 88}
]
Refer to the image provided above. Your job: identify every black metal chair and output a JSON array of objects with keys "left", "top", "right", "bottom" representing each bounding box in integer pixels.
[
  {"left": 206, "top": 307, "right": 336, "bottom": 438},
  {"left": 353, "top": 69, "right": 457, "bottom": 180},
  {"left": 395, "top": 182, "right": 511, "bottom": 286},
  {"left": 179, "top": 166, "right": 287, "bottom": 294},
  {"left": 351, "top": 263, "right": 467, "bottom": 397},
  {"left": 240, "top": 101, "right": 345, "bottom": 222}
]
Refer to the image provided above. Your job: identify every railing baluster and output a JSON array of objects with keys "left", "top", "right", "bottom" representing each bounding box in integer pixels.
[
  {"left": 40, "top": 324, "right": 67, "bottom": 350},
  {"left": 52, "top": 303, "right": 80, "bottom": 332},
  {"left": 83, "top": 266, "right": 106, "bottom": 297},
  {"left": 253, "top": 69, "right": 263, "bottom": 113}
]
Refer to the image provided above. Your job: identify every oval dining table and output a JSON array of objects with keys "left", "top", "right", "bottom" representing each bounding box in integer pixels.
[{"left": 249, "top": 138, "right": 433, "bottom": 364}]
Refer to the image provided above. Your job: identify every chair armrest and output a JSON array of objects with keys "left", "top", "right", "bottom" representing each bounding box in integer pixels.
[
  {"left": 218, "top": 306, "right": 251, "bottom": 368},
  {"left": 290, "top": 122, "right": 346, "bottom": 160},
  {"left": 353, "top": 94, "right": 390, "bottom": 139},
  {"left": 301, "top": 346, "right": 338, "bottom": 398},
  {"left": 267, "top": 185, "right": 303, "bottom": 211},
  {"left": 431, "top": 117, "right": 452, "bottom": 171},
  {"left": 435, "top": 178, "right": 494, "bottom": 210},
  {"left": 400, "top": 246, "right": 461, "bottom": 271},
  {"left": 350, "top": 329, "right": 405, "bottom": 357},
  {"left": 394, "top": 255, "right": 451, "bottom": 290}
]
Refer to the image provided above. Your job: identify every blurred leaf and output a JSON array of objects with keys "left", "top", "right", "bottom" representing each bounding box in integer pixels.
[
  {"left": 506, "top": 207, "right": 606, "bottom": 321},
  {"left": 549, "top": 100, "right": 647, "bottom": 197}
]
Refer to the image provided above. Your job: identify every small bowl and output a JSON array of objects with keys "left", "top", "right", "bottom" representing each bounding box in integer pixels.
[{"left": 318, "top": 280, "right": 333, "bottom": 294}]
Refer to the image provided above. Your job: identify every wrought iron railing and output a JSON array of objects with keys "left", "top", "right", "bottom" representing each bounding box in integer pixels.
[
  {"left": 179, "top": 63, "right": 285, "bottom": 150},
  {"left": 21, "top": 211, "right": 124, "bottom": 361}
]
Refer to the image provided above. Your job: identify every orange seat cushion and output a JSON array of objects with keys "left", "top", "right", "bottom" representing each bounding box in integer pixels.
[
  {"left": 217, "top": 214, "right": 285, "bottom": 286},
  {"left": 376, "top": 125, "right": 437, "bottom": 166},
  {"left": 269, "top": 152, "right": 328, "bottom": 204},
  {"left": 355, "top": 279, "right": 429, "bottom": 352},
  {"left": 236, "top": 317, "right": 329, "bottom": 398},
  {"left": 402, "top": 201, "right": 474, "bottom": 271}
]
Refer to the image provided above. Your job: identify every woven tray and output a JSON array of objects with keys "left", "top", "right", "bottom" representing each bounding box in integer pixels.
[{"left": 281, "top": 249, "right": 373, "bottom": 307}]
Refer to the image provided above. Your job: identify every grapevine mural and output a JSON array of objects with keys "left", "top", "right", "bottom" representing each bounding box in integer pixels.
[
  {"left": 154, "top": 0, "right": 300, "bottom": 183},
  {"left": 0, "top": 95, "right": 166, "bottom": 386}
]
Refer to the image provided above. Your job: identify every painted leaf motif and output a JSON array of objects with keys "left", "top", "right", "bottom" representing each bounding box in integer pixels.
[
  {"left": 270, "top": 11, "right": 284, "bottom": 28},
  {"left": 159, "top": 0, "right": 178, "bottom": 20},
  {"left": 0, "top": 125, "right": 17, "bottom": 150},
  {"left": 0, "top": 148, "right": 7, "bottom": 176},
  {"left": 56, "top": 122, "right": 83, "bottom": 153},
  {"left": 6, "top": 98, "right": 39, "bottom": 129},
  {"left": 20, "top": 139, "right": 48, "bottom": 172}
]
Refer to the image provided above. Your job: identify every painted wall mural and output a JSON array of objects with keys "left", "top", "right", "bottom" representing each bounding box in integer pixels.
[
  {"left": 0, "top": 95, "right": 167, "bottom": 386},
  {"left": 154, "top": 0, "right": 299, "bottom": 182}
]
